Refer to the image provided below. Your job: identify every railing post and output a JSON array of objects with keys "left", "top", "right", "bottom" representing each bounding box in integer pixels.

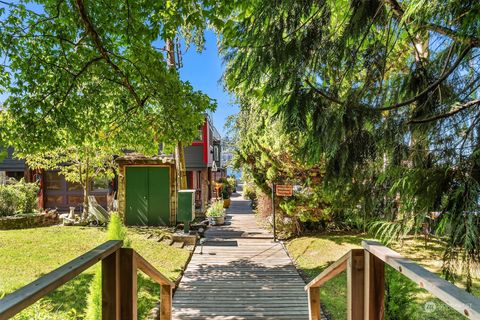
[
  {"left": 347, "top": 249, "right": 365, "bottom": 320},
  {"left": 308, "top": 286, "right": 321, "bottom": 320},
  {"left": 120, "top": 248, "right": 137, "bottom": 320},
  {"left": 160, "top": 284, "right": 173, "bottom": 320},
  {"left": 102, "top": 250, "right": 120, "bottom": 320},
  {"left": 364, "top": 250, "right": 385, "bottom": 320}
]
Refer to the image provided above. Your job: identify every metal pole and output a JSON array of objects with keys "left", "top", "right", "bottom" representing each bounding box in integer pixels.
[{"left": 272, "top": 183, "right": 276, "bottom": 242}]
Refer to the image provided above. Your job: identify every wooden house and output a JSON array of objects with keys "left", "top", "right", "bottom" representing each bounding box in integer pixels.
[
  {"left": 0, "top": 116, "right": 225, "bottom": 221},
  {"left": 184, "top": 115, "right": 226, "bottom": 213},
  {"left": 0, "top": 147, "right": 110, "bottom": 211}
]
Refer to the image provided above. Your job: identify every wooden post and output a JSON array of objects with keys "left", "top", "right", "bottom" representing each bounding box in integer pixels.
[
  {"left": 364, "top": 250, "right": 385, "bottom": 320},
  {"left": 160, "top": 284, "right": 172, "bottom": 320},
  {"left": 120, "top": 248, "right": 137, "bottom": 320},
  {"left": 271, "top": 183, "right": 276, "bottom": 241},
  {"left": 347, "top": 249, "right": 365, "bottom": 320},
  {"left": 308, "top": 286, "right": 321, "bottom": 320},
  {"left": 102, "top": 250, "right": 120, "bottom": 320}
]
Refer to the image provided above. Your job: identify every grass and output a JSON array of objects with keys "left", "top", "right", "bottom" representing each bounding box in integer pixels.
[
  {"left": 286, "top": 233, "right": 480, "bottom": 320},
  {"left": 0, "top": 226, "right": 191, "bottom": 319}
]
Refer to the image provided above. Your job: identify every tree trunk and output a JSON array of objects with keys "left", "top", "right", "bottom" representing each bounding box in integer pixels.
[
  {"left": 83, "top": 158, "right": 90, "bottom": 220},
  {"left": 176, "top": 142, "right": 188, "bottom": 189},
  {"left": 409, "top": 32, "right": 430, "bottom": 168},
  {"left": 166, "top": 38, "right": 188, "bottom": 190}
]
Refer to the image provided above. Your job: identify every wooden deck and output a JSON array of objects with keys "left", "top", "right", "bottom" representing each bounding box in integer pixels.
[{"left": 172, "top": 190, "right": 310, "bottom": 319}]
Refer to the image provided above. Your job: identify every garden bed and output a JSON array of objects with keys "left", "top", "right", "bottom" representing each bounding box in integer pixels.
[{"left": 0, "top": 213, "right": 59, "bottom": 230}]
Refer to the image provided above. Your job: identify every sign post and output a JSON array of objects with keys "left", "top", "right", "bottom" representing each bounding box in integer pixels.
[
  {"left": 271, "top": 184, "right": 293, "bottom": 242},
  {"left": 271, "top": 183, "right": 276, "bottom": 242}
]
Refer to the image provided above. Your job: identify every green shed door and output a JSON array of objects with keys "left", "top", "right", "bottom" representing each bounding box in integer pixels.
[
  {"left": 148, "top": 167, "right": 170, "bottom": 226},
  {"left": 125, "top": 167, "right": 149, "bottom": 225},
  {"left": 125, "top": 166, "right": 170, "bottom": 226}
]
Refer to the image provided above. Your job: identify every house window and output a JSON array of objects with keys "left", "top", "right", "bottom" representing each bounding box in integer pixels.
[
  {"left": 67, "top": 181, "right": 83, "bottom": 191},
  {"left": 196, "top": 171, "right": 202, "bottom": 189},
  {"left": 213, "top": 145, "right": 220, "bottom": 162},
  {"left": 93, "top": 178, "right": 109, "bottom": 191},
  {"left": 186, "top": 171, "right": 193, "bottom": 189}
]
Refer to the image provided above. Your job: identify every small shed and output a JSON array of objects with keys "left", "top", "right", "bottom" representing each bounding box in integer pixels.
[{"left": 116, "top": 154, "right": 177, "bottom": 226}]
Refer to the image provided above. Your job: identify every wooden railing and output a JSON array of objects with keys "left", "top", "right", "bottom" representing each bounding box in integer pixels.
[
  {"left": 0, "top": 240, "right": 175, "bottom": 320},
  {"left": 305, "top": 240, "right": 480, "bottom": 320}
]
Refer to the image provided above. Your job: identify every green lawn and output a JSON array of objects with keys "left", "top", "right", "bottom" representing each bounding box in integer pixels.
[
  {"left": 0, "top": 226, "right": 191, "bottom": 319},
  {"left": 286, "top": 233, "right": 480, "bottom": 320}
]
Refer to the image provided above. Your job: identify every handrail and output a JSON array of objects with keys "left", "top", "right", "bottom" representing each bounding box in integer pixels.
[
  {"left": 0, "top": 241, "right": 174, "bottom": 320},
  {"left": 363, "top": 240, "right": 480, "bottom": 319},
  {"left": 0, "top": 240, "right": 123, "bottom": 319},
  {"left": 135, "top": 251, "right": 176, "bottom": 287},
  {"left": 304, "top": 240, "right": 480, "bottom": 320},
  {"left": 305, "top": 250, "right": 350, "bottom": 289}
]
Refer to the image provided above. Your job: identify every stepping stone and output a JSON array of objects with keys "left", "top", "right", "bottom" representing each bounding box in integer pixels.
[{"left": 172, "top": 241, "right": 185, "bottom": 249}]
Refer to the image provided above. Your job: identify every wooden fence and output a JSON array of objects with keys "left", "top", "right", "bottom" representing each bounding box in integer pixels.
[
  {"left": 0, "top": 240, "right": 174, "bottom": 320},
  {"left": 305, "top": 240, "right": 480, "bottom": 320}
]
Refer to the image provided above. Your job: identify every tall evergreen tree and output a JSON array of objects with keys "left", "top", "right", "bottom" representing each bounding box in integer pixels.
[{"left": 220, "top": 0, "right": 480, "bottom": 288}]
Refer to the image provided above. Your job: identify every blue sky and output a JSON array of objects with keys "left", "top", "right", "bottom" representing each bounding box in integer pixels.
[{"left": 178, "top": 30, "right": 238, "bottom": 136}]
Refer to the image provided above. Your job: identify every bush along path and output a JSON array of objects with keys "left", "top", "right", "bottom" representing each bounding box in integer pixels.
[{"left": 172, "top": 191, "right": 313, "bottom": 320}]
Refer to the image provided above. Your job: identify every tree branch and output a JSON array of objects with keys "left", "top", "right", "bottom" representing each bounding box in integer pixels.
[
  {"left": 305, "top": 78, "right": 343, "bottom": 105},
  {"left": 39, "top": 56, "right": 103, "bottom": 122},
  {"left": 426, "top": 23, "right": 480, "bottom": 48},
  {"left": 384, "top": 0, "right": 480, "bottom": 47},
  {"left": 306, "top": 44, "right": 472, "bottom": 114},
  {"left": 408, "top": 99, "right": 480, "bottom": 124},
  {"left": 377, "top": 44, "right": 472, "bottom": 111},
  {"left": 74, "top": 0, "right": 147, "bottom": 107}
]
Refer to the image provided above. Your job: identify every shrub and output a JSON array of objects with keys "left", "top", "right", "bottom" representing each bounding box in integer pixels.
[
  {"left": 385, "top": 265, "right": 420, "bottom": 319},
  {"left": 206, "top": 201, "right": 224, "bottom": 217},
  {"left": 107, "top": 212, "right": 131, "bottom": 246},
  {"left": 217, "top": 177, "right": 233, "bottom": 196},
  {"left": 0, "top": 186, "right": 17, "bottom": 216},
  {"left": 227, "top": 176, "right": 237, "bottom": 192},
  {"left": 243, "top": 183, "right": 257, "bottom": 202},
  {"left": 0, "top": 179, "right": 38, "bottom": 216},
  {"left": 221, "top": 188, "right": 230, "bottom": 200},
  {"left": 217, "top": 177, "right": 229, "bottom": 185},
  {"left": 15, "top": 179, "right": 39, "bottom": 214},
  {"left": 85, "top": 213, "right": 129, "bottom": 320}
]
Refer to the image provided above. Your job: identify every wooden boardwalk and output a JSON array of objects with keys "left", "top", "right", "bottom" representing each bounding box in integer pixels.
[{"left": 172, "top": 190, "right": 310, "bottom": 319}]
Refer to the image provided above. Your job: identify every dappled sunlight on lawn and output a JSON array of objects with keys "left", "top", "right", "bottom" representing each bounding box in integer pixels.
[
  {"left": 286, "top": 233, "right": 480, "bottom": 320},
  {"left": 0, "top": 225, "right": 191, "bottom": 319},
  {"left": 286, "top": 233, "right": 364, "bottom": 280}
]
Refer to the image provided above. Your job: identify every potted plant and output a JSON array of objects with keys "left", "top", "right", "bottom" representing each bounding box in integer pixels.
[
  {"left": 206, "top": 200, "right": 225, "bottom": 225},
  {"left": 222, "top": 188, "right": 231, "bottom": 208},
  {"left": 227, "top": 176, "right": 237, "bottom": 193}
]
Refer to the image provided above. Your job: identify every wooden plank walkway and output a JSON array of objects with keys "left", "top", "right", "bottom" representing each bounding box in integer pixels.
[{"left": 172, "top": 188, "right": 310, "bottom": 319}]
